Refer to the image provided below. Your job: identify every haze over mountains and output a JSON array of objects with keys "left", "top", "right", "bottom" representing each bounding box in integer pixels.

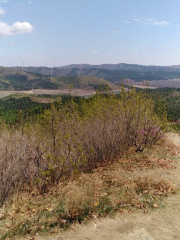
[
  {"left": 23, "top": 63, "right": 180, "bottom": 83},
  {"left": 0, "top": 63, "right": 180, "bottom": 91},
  {"left": 23, "top": 63, "right": 180, "bottom": 75},
  {"left": 57, "top": 63, "right": 180, "bottom": 71},
  {"left": 0, "top": 66, "right": 119, "bottom": 91}
]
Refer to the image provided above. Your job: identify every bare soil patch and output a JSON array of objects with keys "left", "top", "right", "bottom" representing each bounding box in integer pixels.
[
  {"left": 129, "top": 79, "right": 180, "bottom": 89},
  {"left": 0, "top": 88, "right": 121, "bottom": 99}
]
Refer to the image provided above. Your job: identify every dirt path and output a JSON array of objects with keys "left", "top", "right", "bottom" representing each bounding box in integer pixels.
[{"left": 19, "top": 133, "right": 180, "bottom": 240}]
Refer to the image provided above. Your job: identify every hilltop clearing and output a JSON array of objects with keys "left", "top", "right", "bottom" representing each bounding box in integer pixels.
[{"left": 11, "top": 133, "right": 180, "bottom": 240}]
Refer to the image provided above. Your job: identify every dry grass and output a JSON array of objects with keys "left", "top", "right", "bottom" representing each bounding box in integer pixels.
[
  {"left": 0, "top": 136, "right": 178, "bottom": 240},
  {"left": 120, "top": 137, "right": 177, "bottom": 172}
]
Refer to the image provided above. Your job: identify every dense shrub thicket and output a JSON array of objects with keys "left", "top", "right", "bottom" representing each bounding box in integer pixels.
[{"left": 0, "top": 87, "right": 168, "bottom": 206}]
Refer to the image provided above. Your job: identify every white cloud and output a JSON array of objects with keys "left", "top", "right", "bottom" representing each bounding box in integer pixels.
[
  {"left": 0, "top": 0, "right": 9, "bottom": 2},
  {"left": 0, "top": 7, "right": 6, "bottom": 14},
  {"left": 0, "top": 21, "right": 34, "bottom": 36},
  {"left": 146, "top": 18, "right": 155, "bottom": 21},
  {"left": 152, "top": 21, "right": 170, "bottom": 26},
  {"left": 134, "top": 52, "right": 139, "bottom": 55},
  {"left": 124, "top": 16, "right": 170, "bottom": 27},
  {"left": 9, "top": 42, "right": 15, "bottom": 45},
  {"left": 29, "top": 1, "right": 32, "bottom": 4},
  {"left": 113, "top": 30, "right": 118, "bottom": 33},
  {"left": 133, "top": 18, "right": 141, "bottom": 22},
  {"left": 93, "top": 50, "right": 99, "bottom": 54}
]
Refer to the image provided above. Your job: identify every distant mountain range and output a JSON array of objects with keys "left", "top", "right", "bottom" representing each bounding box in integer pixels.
[
  {"left": 22, "top": 63, "right": 180, "bottom": 82},
  {"left": 58, "top": 63, "right": 180, "bottom": 71},
  {"left": 24, "top": 63, "right": 180, "bottom": 73},
  {"left": 0, "top": 66, "right": 119, "bottom": 91},
  {"left": 0, "top": 63, "right": 179, "bottom": 91}
]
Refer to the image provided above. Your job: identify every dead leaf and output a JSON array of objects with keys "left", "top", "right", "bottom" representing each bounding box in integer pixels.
[{"left": 153, "top": 203, "right": 158, "bottom": 208}]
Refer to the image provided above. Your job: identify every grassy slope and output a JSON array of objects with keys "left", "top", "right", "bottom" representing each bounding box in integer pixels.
[
  {"left": 52, "top": 75, "right": 119, "bottom": 90},
  {"left": 0, "top": 67, "right": 119, "bottom": 91},
  {"left": 0, "top": 67, "right": 42, "bottom": 90},
  {"left": 0, "top": 67, "right": 39, "bottom": 80}
]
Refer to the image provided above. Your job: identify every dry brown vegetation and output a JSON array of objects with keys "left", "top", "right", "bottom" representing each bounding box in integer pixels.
[
  {"left": 0, "top": 87, "right": 171, "bottom": 239},
  {"left": 0, "top": 139, "right": 177, "bottom": 239}
]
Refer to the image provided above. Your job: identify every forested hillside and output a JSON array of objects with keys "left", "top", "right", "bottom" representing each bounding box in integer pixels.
[
  {"left": 24, "top": 64, "right": 180, "bottom": 82},
  {"left": 0, "top": 66, "right": 179, "bottom": 91},
  {"left": 1, "top": 87, "right": 180, "bottom": 125},
  {"left": 0, "top": 67, "right": 118, "bottom": 91},
  {"left": 147, "top": 88, "right": 180, "bottom": 121}
]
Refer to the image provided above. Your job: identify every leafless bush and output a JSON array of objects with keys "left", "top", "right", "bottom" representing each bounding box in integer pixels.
[{"left": 0, "top": 90, "right": 168, "bottom": 206}]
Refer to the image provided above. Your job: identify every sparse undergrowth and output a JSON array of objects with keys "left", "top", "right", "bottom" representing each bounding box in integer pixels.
[{"left": 0, "top": 137, "right": 178, "bottom": 240}]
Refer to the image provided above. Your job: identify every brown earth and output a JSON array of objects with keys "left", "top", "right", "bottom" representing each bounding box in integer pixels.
[
  {"left": 0, "top": 88, "right": 121, "bottom": 98},
  {"left": 129, "top": 79, "right": 180, "bottom": 89}
]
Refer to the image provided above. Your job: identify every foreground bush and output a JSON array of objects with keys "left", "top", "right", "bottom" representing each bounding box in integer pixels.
[{"left": 0, "top": 87, "right": 168, "bottom": 206}]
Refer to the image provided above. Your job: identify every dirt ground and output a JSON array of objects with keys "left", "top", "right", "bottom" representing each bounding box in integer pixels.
[
  {"left": 0, "top": 88, "right": 121, "bottom": 98},
  {"left": 0, "top": 89, "right": 96, "bottom": 98},
  {"left": 129, "top": 79, "right": 180, "bottom": 89},
  {"left": 15, "top": 133, "right": 180, "bottom": 240}
]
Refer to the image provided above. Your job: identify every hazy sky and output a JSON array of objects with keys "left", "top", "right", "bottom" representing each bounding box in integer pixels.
[{"left": 0, "top": 0, "right": 180, "bottom": 67}]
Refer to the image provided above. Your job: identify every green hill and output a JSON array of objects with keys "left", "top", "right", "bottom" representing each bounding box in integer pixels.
[
  {"left": 23, "top": 64, "right": 180, "bottom": 82},
  {"left": 0, "top": 67, "right": 50, "bottom": 90},
  {"left": 51, "top": 75, "right": 119, "bottom": 91},
  {"left": 0, "top": 67, "right": 119, "bottom": 91}
]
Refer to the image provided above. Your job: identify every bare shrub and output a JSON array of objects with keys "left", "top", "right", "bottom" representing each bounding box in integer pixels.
[
  {"left": 78, "top": 95, "right": 128, "bottom": 168},
  {"left": 0, "top": 130, "right": 34, "bottom": 206},
  {"left": 0, "top": 89, "right": 168, "bottom": 205}
]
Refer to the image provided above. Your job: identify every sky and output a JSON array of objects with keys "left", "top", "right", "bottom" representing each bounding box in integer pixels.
[{"left": 0, "top": 0, "right": 180, "bottom": 67}]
